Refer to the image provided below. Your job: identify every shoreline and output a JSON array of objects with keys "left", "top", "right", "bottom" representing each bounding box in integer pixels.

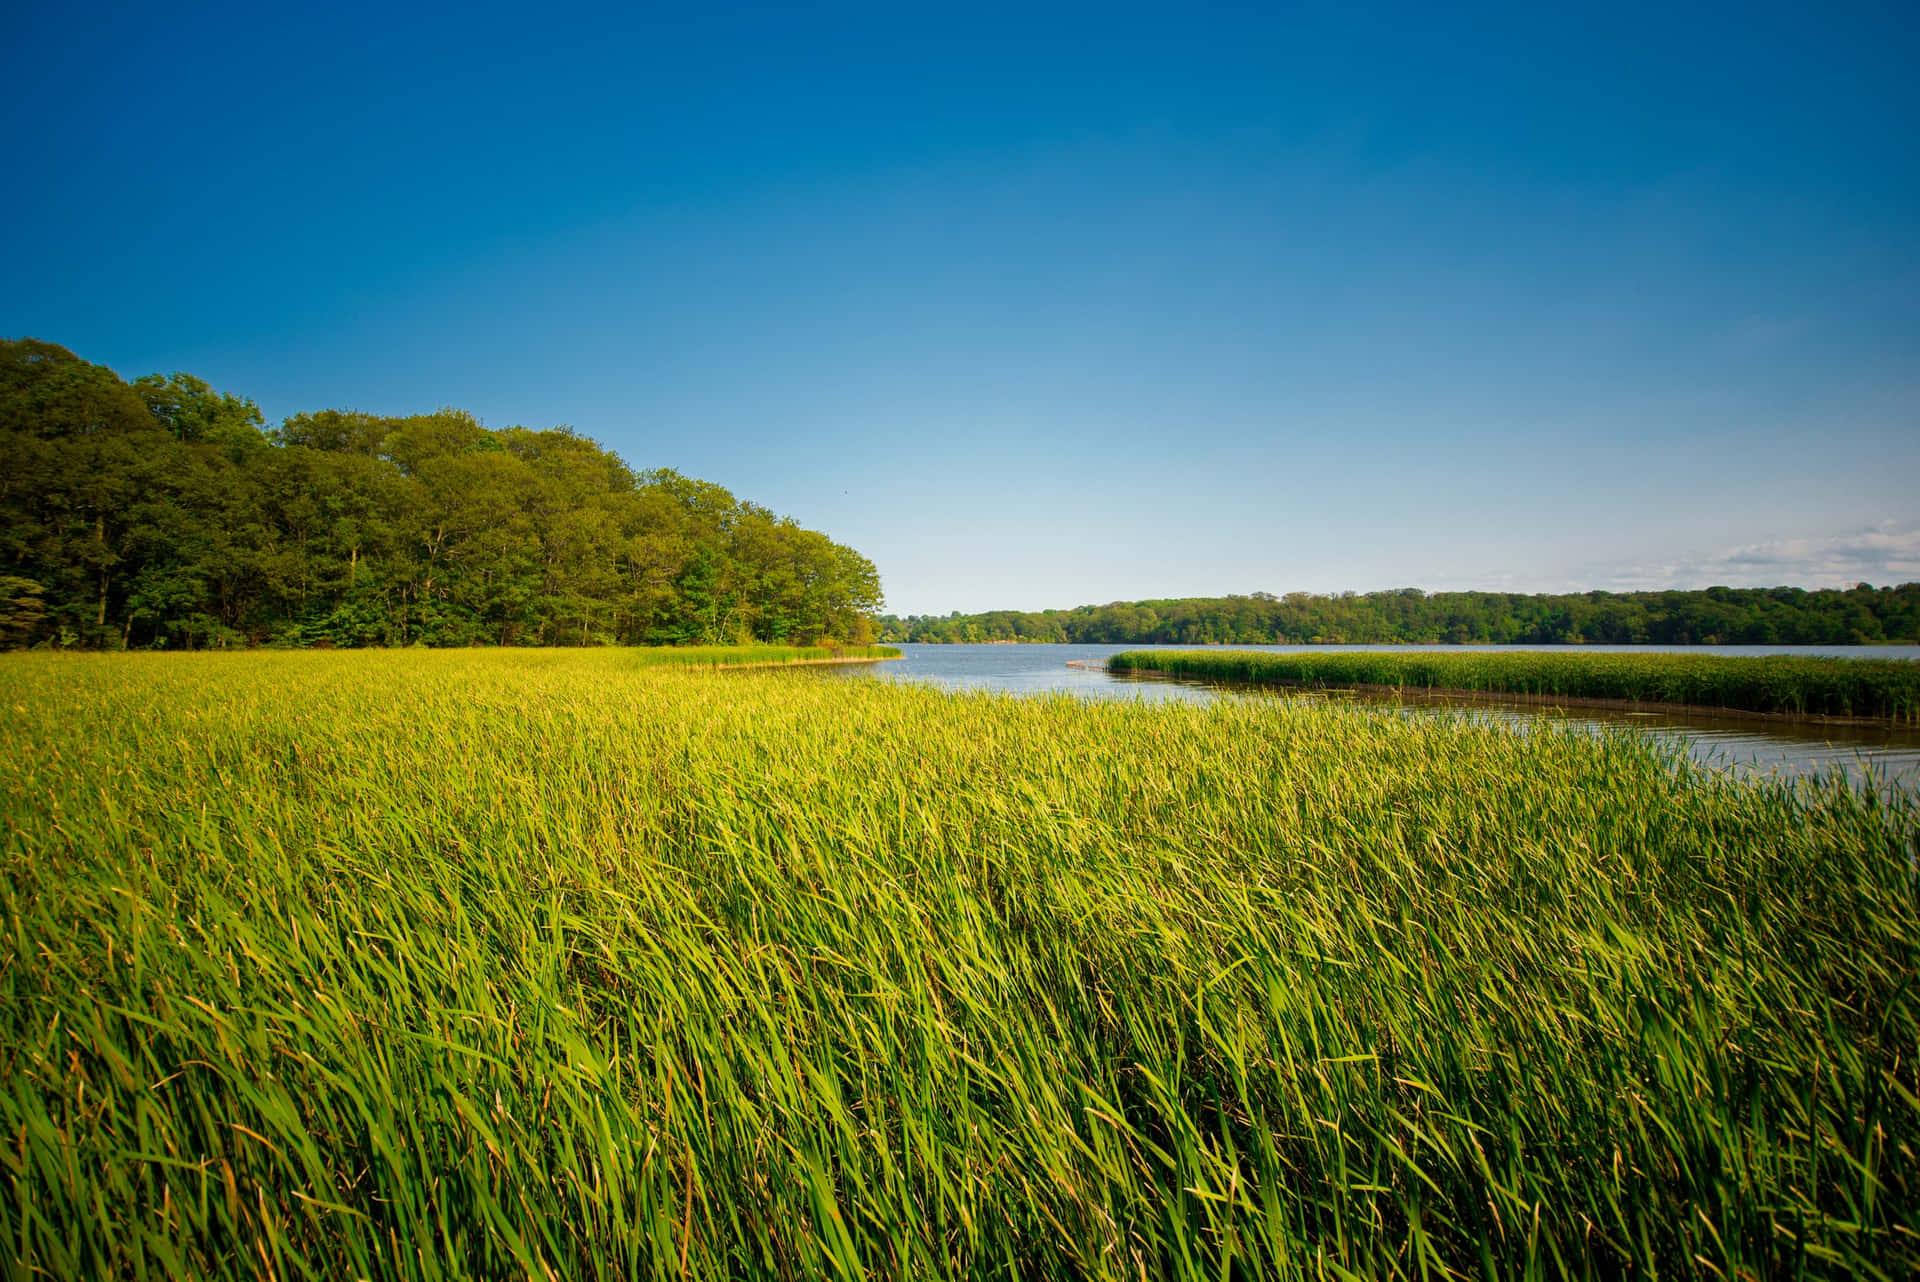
[
  {"left": 714, "top": 655, "right": 902, "bottom": 671},
  {"left": 1080, "top": 661, "right": 1910, "bottom": 728}
]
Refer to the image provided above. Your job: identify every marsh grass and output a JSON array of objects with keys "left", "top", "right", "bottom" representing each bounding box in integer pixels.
[
  {"left": 1, "top": 650, "right": 1915, "bottom": 1278},
  {"left": 620, "top": 644, "right": 901, "bottom": 667},
  {"left": 1111, "top": 647, "right": 1920, "bottom": 724}
]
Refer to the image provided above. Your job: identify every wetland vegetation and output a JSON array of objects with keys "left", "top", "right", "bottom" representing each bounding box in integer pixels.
[
  {"left": 1110, "top": 647, "right": 1920, "bottom": 724},
  {"left": 4, "top": 649, "right": 1916, "bottom": 1278},
  {"left": 599, "top": 643, "right": 900, "bottom": 669}
]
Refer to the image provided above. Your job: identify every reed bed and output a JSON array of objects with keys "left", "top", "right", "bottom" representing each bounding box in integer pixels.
[
  {"left": 621, "top": 644, "right": 901, "bottom": 667},
  {"left": 1, "top": 650, "right": 1915, "bottom": 1279},
  {"left": 1111, "top": 647, "right": 1920, "bottom": 723}
]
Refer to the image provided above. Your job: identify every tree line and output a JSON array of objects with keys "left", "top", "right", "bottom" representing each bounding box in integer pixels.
[
  {"left": 881, "top": 584, "right": 1920, "bottom": 646},
  {"left": 0, "top": 339, "right": 882, "bottom": 650}
]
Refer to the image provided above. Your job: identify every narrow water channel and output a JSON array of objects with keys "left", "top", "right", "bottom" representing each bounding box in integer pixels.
[{"left": 827, "top": 643, "right": 1920, "bottom": 793}]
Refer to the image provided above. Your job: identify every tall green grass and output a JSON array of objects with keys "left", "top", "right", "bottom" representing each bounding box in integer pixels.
[
  {"left": 2, "top": 650, "right": 1916, "bottom": 1278},
  {"left": 1111, "top": 647, "right": 1920, "bottom": 723},
  {"left": 626, "top": 643, "right": 901, "bottom": 667}
]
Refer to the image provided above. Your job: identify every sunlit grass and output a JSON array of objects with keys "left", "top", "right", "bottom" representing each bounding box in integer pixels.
[
  {"left": 1112, "top": 647, "right": 1920, "bottom": 723},
  {"left": 623, "top": 643, "right": 901, "bottom": 667},
  {"left": 2, "top": 649, "right": 1915, "bottom": 1278}
]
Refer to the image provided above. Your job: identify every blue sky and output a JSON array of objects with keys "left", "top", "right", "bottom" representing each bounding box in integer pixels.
[{"left": 6, "top": 0, "right": 1916, "bottom": 614}]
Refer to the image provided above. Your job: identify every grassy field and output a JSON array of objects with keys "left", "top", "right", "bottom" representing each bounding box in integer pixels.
[
  {"left": 1110, "top": 647, "right": 1920, "bottom": 723},
  {"left": 2, "top": 650, "right": 1916, "bottom": 1279}
]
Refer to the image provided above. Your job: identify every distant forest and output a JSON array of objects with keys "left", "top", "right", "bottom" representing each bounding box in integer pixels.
[
  {"left": 0, "top": 340, "right": 882, "bottom": 649},
  {"left": 881, "top": 584, "right": 1920, "bottom": 646}
]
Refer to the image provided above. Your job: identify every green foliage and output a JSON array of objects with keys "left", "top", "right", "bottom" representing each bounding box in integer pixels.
[
  {"left": 2, "top": 651, "right": 1916, "bottom": 1277},
  {"left": 0, "top": 576, "right": 44, "bottom": 646},
  {"left": 0, "top": 339, "right": 885, "bottom": 650},
  {"left": 1110, "top": 648, "right": 1920, "bottom": 723},
  {"left": 132, "top": 371, "right": 268, "bottom": 460},
  {"left": 883, "top": 584, "right": 1920, "bottom": 645}
]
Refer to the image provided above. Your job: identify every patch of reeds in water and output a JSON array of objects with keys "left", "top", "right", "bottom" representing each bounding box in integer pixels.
[
  {"left": 1111, "top": 647, "right": 1920, "bottom": 723},
  {"left": 1, "top": 649, "right": 1915, "bottom": 1278}
]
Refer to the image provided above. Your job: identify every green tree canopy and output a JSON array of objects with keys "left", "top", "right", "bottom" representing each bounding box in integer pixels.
[
  {"left": 881, "top": 584, "right": 1920, "bottom": 647},
  {"left": 0, "top": 339, "right": 884, "bottom": 649}
]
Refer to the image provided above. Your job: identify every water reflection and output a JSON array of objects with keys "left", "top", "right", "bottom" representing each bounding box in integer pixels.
[{"left": 829, "top": 644, "right": 1920, "bottom": 792}]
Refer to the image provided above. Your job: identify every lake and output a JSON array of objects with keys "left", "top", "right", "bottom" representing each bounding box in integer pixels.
[{"left": 826, "top": 643, "right": 1920, "bottom": 792}]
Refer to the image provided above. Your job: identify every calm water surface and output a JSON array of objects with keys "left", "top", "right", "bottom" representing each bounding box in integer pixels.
[{"left": 830, "top": 643, "right": 1920, "bottom": 792}]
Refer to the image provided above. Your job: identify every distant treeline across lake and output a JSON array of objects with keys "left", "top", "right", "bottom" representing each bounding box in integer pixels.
[{"left": 882, "top": 584, "right": 1920, "bottom": 647}]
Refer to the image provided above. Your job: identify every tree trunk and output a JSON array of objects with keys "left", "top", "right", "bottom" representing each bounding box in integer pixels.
[{"left": 95, "top": 515, "right": 107, "bottom": 629}]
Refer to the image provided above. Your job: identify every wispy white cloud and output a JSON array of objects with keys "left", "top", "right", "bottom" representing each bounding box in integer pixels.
[{"left": 1583, "top": 522, "right": 1920, "bottom": 592}]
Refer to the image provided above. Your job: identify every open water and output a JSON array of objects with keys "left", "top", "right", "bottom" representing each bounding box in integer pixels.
[{"left": 824, "top": 642, "right": 1920, "bottom": 793}]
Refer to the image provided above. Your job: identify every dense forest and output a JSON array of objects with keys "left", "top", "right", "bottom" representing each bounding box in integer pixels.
[
  {"left": 882, "top": 584, "right": 1920, "bottom": 646},
  {"left": 0, "top": 339, "right": 882, "bottom": 649}
]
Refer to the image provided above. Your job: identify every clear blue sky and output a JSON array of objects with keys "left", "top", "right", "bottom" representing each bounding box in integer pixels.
[{"left": 6, "top": 0, "right": 1916, "bottom": 614}]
